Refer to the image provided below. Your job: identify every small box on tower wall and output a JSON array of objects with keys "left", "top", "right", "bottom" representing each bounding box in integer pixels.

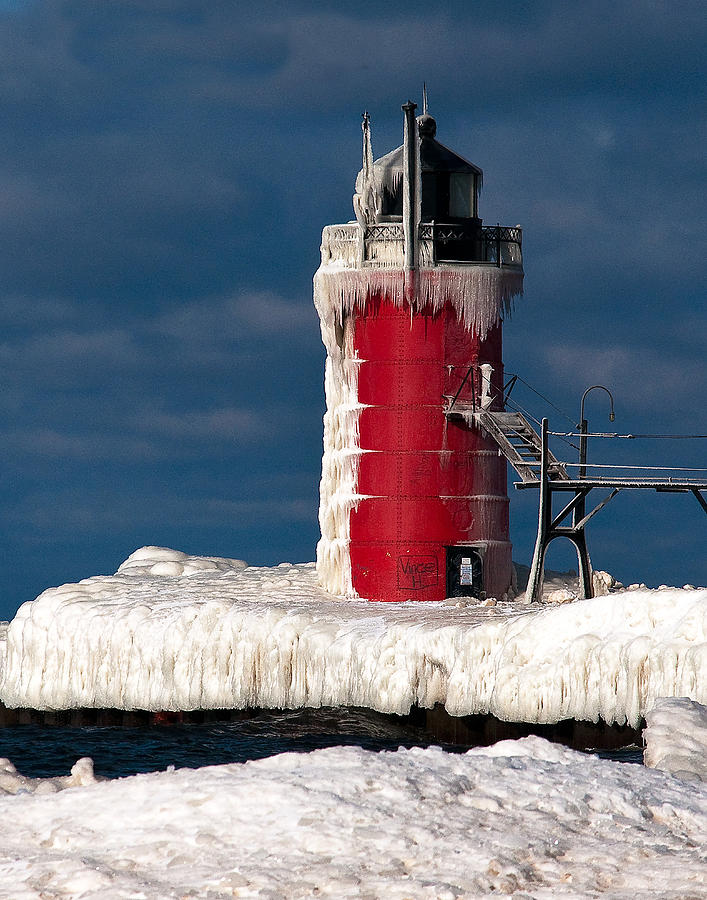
[{"left": 314, "top": 99, "right": 524, "bottom": 602}]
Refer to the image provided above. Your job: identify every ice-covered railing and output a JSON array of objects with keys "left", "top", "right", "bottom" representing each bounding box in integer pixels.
[{"left": 320, "top": 222, "right": 523, "bottom": 270}]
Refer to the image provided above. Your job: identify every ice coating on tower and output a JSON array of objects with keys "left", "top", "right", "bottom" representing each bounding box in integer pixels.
[
  {"left": 315, "top": 321, "right": 367, "bottom": 597},
  {"left": 313, "top": 239, "right": 523, "bottom": 599}
]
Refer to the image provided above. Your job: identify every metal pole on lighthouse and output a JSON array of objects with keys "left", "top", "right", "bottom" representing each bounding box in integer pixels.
[{"left": 402, "top": 101, "right": 420, "bottom": 275}]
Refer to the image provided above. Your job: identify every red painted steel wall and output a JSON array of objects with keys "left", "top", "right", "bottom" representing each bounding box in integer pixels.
[{"left": 349, "top": 293, "right": 512, "bottom": 601}]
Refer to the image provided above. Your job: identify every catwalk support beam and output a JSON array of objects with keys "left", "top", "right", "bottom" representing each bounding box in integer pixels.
[{"left": 525, "top": 419, "right": 616, "bottom": 604}]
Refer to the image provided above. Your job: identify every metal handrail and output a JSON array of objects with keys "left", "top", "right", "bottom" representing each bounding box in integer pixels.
[
  {"left": 447, "top": 363, "right": 477, "bottom": 413},
  {"left": 324, "top": 221, "right": 523, "bottom": 267}
]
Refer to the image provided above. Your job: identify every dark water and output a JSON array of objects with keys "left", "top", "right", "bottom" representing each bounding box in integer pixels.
[
  {"left": 0, "top": 708, "right": 643, "bottom": 779},
  {"left": 594, "top": 745, "right": 643, "bottom": 765}
]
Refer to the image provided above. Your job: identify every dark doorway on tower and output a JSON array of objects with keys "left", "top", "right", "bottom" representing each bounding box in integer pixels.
[{"left": 446, "top": 547, "right": 484, "bottom": 598}]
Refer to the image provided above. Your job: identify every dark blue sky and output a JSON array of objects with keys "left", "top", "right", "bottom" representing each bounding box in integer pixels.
[{"left": 0, "top": 0, "right": 704, "bottom": 619}]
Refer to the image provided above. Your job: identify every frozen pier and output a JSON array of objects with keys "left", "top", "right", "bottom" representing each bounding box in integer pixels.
[{"left": 0, "top": 547, "right": 705, "bottom": 728}]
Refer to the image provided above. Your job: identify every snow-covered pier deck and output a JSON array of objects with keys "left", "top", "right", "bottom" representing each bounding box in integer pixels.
[{"left": 1, "top": 547, "right": 704, "bottom": 730}]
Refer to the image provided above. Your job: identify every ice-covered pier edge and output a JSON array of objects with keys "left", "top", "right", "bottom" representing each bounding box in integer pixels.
[{"left": 0, "top": 547, "right": 704, "bottom": 726}]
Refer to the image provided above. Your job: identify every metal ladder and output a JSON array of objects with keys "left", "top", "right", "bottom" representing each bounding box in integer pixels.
[{"left": 465, "top": 410, "right": 569, "bottom": 483}]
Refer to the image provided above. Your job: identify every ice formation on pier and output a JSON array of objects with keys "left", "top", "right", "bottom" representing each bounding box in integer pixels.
[
  {"left": 644, "top": 696, "right": 707, "bottom": 783},
  {"left": 1, "top": 547, "right": 704, "bottom": 725}
]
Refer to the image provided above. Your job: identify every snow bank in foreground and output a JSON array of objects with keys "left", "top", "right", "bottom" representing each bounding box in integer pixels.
[
  {"left": 0, "top": 740, "right": 704, "bottom": 899},
  {"left": 0, "top": 547, "right": 704, "bottom": 726},
  {"left": 644, "top": 697, "right": 707, "bottom": 783}
]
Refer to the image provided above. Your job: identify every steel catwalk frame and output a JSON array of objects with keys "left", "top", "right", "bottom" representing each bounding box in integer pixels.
[{"left": 520, "top": 419, "right": 707, "bottom": 603}]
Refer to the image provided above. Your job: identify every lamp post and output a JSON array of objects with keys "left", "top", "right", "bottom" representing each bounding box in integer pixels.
[
  {"left": 579, "top": 385, "right": 615, "bottom": 479},
  {"left": 571, "top": 385, "right": 615, "bottom": 598}
]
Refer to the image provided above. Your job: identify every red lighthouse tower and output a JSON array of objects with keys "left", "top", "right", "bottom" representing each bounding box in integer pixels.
[{"left": 315, "top": 102, "right": 523, "bottom": 602}]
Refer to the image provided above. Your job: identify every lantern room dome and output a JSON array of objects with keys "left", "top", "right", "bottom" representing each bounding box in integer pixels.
[
  {"left": 416, "top": 113, "right": 437, "bottom": 137},
  {"left": 355, "top": 114, "right": 483, "bottom": 223}
]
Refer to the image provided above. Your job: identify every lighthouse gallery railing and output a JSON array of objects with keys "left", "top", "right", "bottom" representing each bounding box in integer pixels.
[{"left": 320, "top": 222, "right": 522, "bottom": 269}]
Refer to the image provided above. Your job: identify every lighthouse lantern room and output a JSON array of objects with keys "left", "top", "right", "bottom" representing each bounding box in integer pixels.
[{"left": 315, "top": 101, "right": 524, "bottom": 602}]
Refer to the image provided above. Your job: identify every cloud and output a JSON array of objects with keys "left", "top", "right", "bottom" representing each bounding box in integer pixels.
[
  {"left": 0, "top": 329, "right": 142, "bottom": 391},
  {"left": 236, "top": 291, "right": 317, "bottom": 333},
  {"left": 0, "top": 286, "right": 319, "bottom": 383},
  {"left": 0, "top": 427, "right": 163, "bottom": 462},
  {"left": 0, "top": 295, "right": 77, "bottom": 325},
  {"left": 155, "top": 290, "right": 317, "bottom": 345},
  {"left": 200, "top": 496, "right": 314, "bottom": 525},
  {"left": 0, "top": 401, "right": 289, "bottom": 464},
  {"left": 132, "top": 406, "right": 268, "bottom": 442},
  {"left": 2, "top": 2, "right": 702, "bottom": 125},
  {"left": 0, "top": 171, "right": 80, "bottom": 228},
  {"left": 539, "top": 341, "right": 707, "bottom": 414},
  {"left": 0, "top": 282, "right": 323, "bottom": 475},
  {"left": 159, "top": 3, "right": 706, "bottom": 111},
  {"left": 5, "top": 488, "right": 314, "bottom": 533}
]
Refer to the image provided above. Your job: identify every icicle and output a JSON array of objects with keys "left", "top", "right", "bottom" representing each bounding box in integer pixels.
[
  {"left": 364, "top": 239, "right": 404, "bottom": 268},
  {"left": 315, "top": 324, "right": 367, "bottom": 597},
  {"left": 315, "top": 265, "right": 523, "bottom": 349}
]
